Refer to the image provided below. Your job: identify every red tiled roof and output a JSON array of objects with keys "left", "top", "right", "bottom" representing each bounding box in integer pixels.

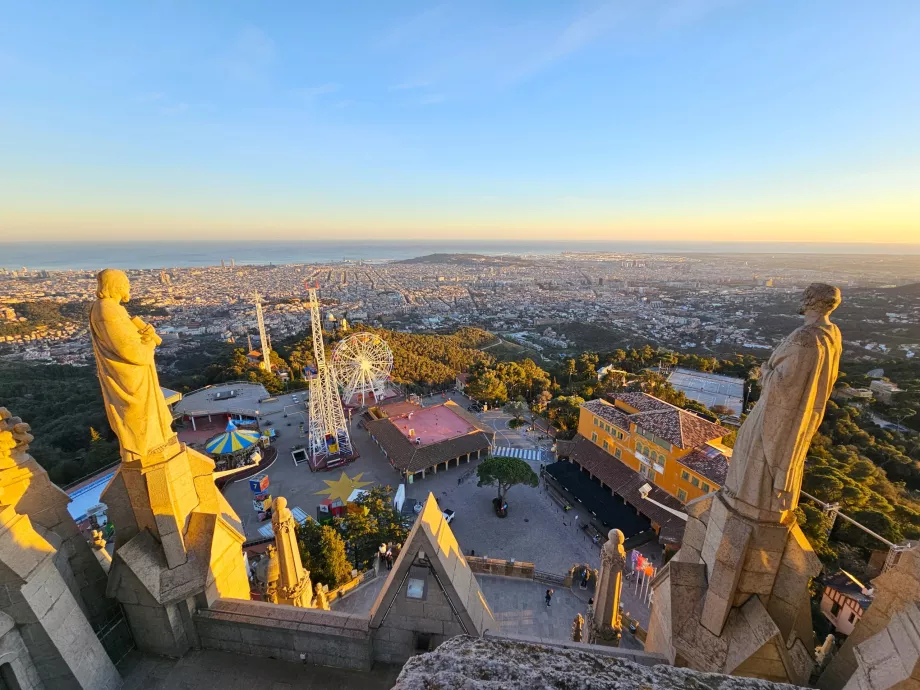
[
  {"left": 614, "top": 392, "right": 672, "bottom": 413},
  {"left": 366, "top": 415, "right": 494, "bottom": 473},
  {"left": 585, "top": 394, "right": 728, "bottom": 450},
  {"left": 677, "top": 447, "right": 729, "bottom": 486},
  {"left": 582, "top": 399, "right": 631, "bottom": 431},
  {"left": 566, "top": 434, "right": 686, "bottom": 545}
]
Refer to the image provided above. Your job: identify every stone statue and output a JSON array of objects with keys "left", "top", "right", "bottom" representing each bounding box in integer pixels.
[
  {"left": 313, "top": 582, "right": 330, "bottom": 610},
  {"left": 591, "top": 529, "right": 626, "bottom": 646},
  {"left": 0, "top": 408, "right": 32, "bottom": 467},
  {"left": 723, "top": 283, "right": 842, "bottom": 518},
  {"left": 572, "top": 613, "right": 585, "bottom": 642},
  {"left": 89, "top": 268, "right": 175, "bottom": 459}
]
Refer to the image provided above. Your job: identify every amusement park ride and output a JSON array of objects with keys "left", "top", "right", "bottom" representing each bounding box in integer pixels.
[
  {"left": 305, "top": 282, "right": 353, "bottom": 469},
  {"left": 301, "top": 282, "right": 394, "bottom": 469}
]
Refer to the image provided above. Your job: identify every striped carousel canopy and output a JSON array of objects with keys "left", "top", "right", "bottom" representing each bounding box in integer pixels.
[{"left": 205, "top": 421, "right": 261, "bottom": 455}]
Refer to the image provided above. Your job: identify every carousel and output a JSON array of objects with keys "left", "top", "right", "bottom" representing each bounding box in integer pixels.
[{"left": 205, "top": 421, "right": 264, "bottom": 471}]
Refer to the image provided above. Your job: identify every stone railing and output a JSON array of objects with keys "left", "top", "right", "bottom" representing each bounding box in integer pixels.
[
  {"left": 325, "top": 568, "right": 377, "bottom": 605},
  {"left": 466, "top": 556, "right": 536, "bottom": 579}
]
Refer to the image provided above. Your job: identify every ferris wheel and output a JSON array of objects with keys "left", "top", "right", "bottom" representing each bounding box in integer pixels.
[{"left": 332, "top": 332, "right": 394, "bottom": 406}]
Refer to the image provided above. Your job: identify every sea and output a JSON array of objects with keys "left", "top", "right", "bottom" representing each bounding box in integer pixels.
[{"left": 1, "top": 240, "right": 918, "bottom": 271}]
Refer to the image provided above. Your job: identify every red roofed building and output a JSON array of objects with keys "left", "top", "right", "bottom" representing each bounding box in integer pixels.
[{"left": 366, "top": 400, "right": 495, "bottom": 481}]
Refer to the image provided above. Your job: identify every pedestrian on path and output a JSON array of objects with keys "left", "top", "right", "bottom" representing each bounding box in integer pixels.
[{"left": 545, "top": 588, "right": 554, "bottom": 607}]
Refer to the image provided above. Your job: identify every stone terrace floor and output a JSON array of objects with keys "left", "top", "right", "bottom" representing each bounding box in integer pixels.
[{"left": 118, "top": 649, "right": 401, "bottom": 690}]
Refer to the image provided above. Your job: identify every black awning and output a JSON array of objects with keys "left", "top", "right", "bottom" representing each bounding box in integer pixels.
[{"left": 544, "top": 461, "right": 651, "bottom": 539}]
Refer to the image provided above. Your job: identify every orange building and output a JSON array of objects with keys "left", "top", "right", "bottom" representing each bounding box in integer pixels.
[{"left": 577, "top": 393, "right": 730, "bottom": 503}]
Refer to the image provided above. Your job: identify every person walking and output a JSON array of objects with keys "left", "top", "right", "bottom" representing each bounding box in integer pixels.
[{"left": 545, "top": 588, "right": 554, "bottom": 607}]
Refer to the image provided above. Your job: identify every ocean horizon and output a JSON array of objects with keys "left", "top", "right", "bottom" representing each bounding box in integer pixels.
[{"left": 1, "top": 240, "right": 918, "bottom": 271}]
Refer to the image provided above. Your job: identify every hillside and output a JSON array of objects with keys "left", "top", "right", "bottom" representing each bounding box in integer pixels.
[{"left": 394, "top": 253, "right": 530, "bottom": 266}]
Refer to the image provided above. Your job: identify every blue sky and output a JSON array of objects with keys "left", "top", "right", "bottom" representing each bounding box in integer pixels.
[{"left": 1, "top": 0, "right": 918, "bottom": 242}]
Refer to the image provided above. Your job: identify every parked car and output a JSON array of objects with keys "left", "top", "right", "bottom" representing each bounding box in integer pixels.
[{"left": 442, "top": 508, "right": 455, "bottom": 524}]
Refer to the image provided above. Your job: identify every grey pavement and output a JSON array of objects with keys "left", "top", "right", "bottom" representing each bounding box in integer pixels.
[
  {"left": 118, "top": 649, "right": 401, "bottom": 690},
  {"left": 479, "top": 575, "right": 644, "bottom": 649}
]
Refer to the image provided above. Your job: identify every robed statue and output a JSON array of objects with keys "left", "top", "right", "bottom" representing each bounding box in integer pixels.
[
  {"left": 90, "top": 269, "right": 175, "bottom": 459},
  {"left": 723, "top": 283, "right": 842, "bottom": 517}
]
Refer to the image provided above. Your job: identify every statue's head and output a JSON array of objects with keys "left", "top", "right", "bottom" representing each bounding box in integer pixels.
[
  {"left": 799, "top": 283, "right": 841, "bottom": 316},
  {"left": 96, "top": 269, "right": 131, "bottom": 303}
]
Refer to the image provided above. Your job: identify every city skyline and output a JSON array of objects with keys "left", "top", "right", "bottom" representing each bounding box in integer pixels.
[{"left": 1, "top": 1, "right": 918, "bottom": 243}]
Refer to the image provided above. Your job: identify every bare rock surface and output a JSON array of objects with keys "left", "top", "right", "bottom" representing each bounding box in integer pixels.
[{"left": 392, "top": 635, "right": 806, "bottom": 690}]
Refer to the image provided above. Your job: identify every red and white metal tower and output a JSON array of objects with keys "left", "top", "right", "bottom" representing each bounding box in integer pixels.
[{"left": 304, "top": 283, "right": 352, "bottom": 468}]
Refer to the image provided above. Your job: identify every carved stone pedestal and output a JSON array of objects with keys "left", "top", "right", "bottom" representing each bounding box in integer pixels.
[
  {"left": 104, "top": 440, "right": 250, "bottom": 657},
  {"left": 646, "top": 493, "right": 821, "bottom": 686}
]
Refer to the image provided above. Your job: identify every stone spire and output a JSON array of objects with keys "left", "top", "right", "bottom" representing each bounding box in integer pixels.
[
  {"left": 270, "top": 496, "right": 314, "bottom": 607},
  {"left": 589, "top": 529, "right": 626, "bottom": 646}
]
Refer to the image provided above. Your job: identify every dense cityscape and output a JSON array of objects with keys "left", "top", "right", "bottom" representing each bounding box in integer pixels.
[{"left": 2, "top": 251, "right": 918, "bottom": 369}]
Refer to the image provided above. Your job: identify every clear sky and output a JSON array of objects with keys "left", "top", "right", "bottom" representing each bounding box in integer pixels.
[{"left": 1, "top": 1, "right": 918, "bottom": 244}]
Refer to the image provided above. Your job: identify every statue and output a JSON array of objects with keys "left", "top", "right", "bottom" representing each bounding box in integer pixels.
[
  {"left": 723, "top": 283, "right": 842, "bottom": 518},
  {"left": 313, "top": 582, "right": 330, "bottom": 610},
  {"left": 590, "top": 529, "right": 626, "bottom": 646},
  {"left": 0, "top": 408, "right": 32, "bottom": 467},
  {"left": 572, "top": 613, "right": 585, "bottom": 642},
  {"left": 89, "top": 268, "right": 175, "bottom": 460}
]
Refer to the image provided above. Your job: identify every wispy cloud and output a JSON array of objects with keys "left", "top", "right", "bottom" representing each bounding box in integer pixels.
[
  {"left": 380, "top": 0, "right": 741, "bottom": 96},
  {"left": 291, "top": 84, "right": 339, "bottom": 99}
]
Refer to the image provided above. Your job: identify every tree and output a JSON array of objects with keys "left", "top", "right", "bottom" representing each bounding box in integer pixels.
[
  {"left": 565, "top": 358, "right": 577, "bottom": 385},
  {"left": 503, "top": 399, "right": 528, "bottom": 422},
  {"left": 546, "top": 395, "right": 585, "bottom": 438},
  {"left": 476, "top": 456, "right": 539, "bottom": 507},
  {"left": 297, "top": 520, "right": 353, "bottom": 589},
  {"left": 466, "top": 370, "right": 508, "bottom": 405},
  {"left": 336, "top": 486, "right": 409, "bottom": 570},
  {"left": 892, "top": 408, "right": 917, "bottom": 429}
]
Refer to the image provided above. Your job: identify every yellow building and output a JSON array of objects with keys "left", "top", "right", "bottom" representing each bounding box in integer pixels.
[{"left": 577, "top": 393, "right": 730, "bottom": 504}]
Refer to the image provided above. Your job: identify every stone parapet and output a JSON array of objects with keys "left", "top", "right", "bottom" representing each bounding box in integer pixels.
[
  {"left": 466, "top": 556, "right": 535, "bottom": 579},
  {"left": 195, "top": 598, "right": 373, "bottom": 671}
]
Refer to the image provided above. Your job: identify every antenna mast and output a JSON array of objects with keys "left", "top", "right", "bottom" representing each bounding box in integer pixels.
[{"left": 254, "top": 292, "right": 272, "bottom": 372}]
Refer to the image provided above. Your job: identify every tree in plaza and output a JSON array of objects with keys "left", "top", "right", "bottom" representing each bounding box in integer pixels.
[
  {"left": 296, "top": 520, "right": 353, "bottom": 589},
  {"left": 466, "top": 369, "right": 508, "bottom": 405},
  {"left": 476, "top": 455, "right": 539, "bottom": 508},
  {"left": 335, "top": 486, "right": 409, "bottom": 571}
]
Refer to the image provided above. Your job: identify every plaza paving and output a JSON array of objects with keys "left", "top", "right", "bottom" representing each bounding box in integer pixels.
[{"left": 223, "top": 389, "right": 660, "bottom": 629}]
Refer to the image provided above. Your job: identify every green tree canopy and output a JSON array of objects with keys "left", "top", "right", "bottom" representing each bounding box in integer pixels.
[
  {"left": 476, "top": 455, "right": 539, "bottom": 505},
  {"left": 297, "top": 520, "right": 353, "bottom": 589},
  {"left": 335, "top": 486, "right": 409, "bottom": 571}
]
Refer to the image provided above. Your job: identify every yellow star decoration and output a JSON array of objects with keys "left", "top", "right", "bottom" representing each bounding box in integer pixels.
[{"left": 314, "top": 471, "right": 373, "bottom": 504}]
